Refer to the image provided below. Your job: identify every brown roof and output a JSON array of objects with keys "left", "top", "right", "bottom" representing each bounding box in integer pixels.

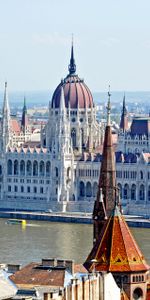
[
  {"left": 10, "top": 262, "right": 65, "bottom": 289},
  {"left": 84, "top": 205, "right": 149, "bottom": 273},
  {"left": 74, "top": 264, "right": 87, "bottom": 274},
  {"left": 10, "top": 119, "right": 21, "bottom": 135}
]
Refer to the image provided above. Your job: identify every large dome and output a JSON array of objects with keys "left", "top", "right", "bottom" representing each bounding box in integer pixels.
[{"left": 51, "top": 44, "right": 94, "bottom": 109}]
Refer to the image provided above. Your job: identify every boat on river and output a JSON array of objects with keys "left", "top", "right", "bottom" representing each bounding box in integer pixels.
[{"left": 6, "top": 219, "right": 26, "bottom": 225}]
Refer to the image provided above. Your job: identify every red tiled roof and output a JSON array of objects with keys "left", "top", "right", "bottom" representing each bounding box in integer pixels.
[
  {"left": 10, "top": 119, "right": 21, "bottom": 134},
  {"left": 84, "top": 205, "right": 149, "bottom": 273},
  {"left": 10, "top": 262, "right": 65, "bottom": 288}
]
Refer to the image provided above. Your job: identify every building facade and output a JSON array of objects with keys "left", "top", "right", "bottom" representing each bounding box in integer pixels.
[{"left": 0, "top": 45, "right": 149, "bottom": 215}]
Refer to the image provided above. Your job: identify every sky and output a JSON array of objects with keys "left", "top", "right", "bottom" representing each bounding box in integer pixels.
[{"left": 0, "top": 0, "right": 150, "bottom": 92}]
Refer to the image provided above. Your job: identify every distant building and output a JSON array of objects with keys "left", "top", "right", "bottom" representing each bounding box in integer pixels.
[{"left": 0, "top": 44, "right": 149, "bottom": 216}]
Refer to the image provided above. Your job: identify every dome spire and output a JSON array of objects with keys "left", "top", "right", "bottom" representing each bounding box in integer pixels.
[{"left": 68, "top": 35, "right": 76, "bottom": 75}]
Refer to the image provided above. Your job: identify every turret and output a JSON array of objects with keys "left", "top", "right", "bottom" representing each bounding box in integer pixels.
[{"left": 1, "top": 82, "right": 11, "bottom": 151}]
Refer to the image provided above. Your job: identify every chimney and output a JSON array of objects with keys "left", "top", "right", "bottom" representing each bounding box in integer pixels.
[{"left": 7, "top": 264, "right": 20, "bottom": 273}]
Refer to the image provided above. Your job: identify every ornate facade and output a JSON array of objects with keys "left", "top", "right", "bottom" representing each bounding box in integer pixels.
[{"left": 0, "top": 45, "right": 149, "bottom": 216}]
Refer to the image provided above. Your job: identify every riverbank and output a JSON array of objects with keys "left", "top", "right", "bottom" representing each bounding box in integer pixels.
[{"left": 0, "top": 210, "right": 150, "bottom": 228}]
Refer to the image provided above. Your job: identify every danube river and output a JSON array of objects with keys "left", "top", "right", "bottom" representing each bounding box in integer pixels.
[{"left": 0, "top": 218, "right": 150, "bottom": 266}]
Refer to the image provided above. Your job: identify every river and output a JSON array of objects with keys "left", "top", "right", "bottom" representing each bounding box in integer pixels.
[{"left": 0, "top": 219, "right": 150, "bottom": 266}]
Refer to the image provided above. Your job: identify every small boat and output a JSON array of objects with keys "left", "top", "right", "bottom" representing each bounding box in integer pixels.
[{"left": 6, "top": 219, "right": 26, "bottom": 225}]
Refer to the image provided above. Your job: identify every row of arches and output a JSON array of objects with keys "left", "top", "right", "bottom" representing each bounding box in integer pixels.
[
  {"left": 118, "top": 183, "right": 150, "bottom": 201},
  {"left": 79, "top": 181, "right": 98, "bottom": 198},
  {"left": 7, "top": 160, "right": 51, "bottom": 177}
]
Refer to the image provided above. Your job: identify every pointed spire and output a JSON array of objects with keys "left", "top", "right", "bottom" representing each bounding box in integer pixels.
[
  {"left": 2, "top": 81, "right": 11, "bottom": 150},
  {"left": 106, "top": 85, "right": 111, "bottom": 126},
  {"left": 93, "top": 88, "right": 121, "bottom": 243},
  {"left": 59, "top": 86, "right": 66, "bottom": 114},
  {"left": 21, "top": 96, "right": 28, "bottom": 130},
  {"left": 120, "top": 93, "right": 128, "bottom": 132},
  {"left": 3, "top": 81, "right": 10, "bottom": 116},
  {"left": 68, "top": 35, "right": 76, "bottom": 75}
]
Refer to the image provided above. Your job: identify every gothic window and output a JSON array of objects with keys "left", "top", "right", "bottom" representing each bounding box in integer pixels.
[
  {"left": 71, "top": 128, "right": 76, "bottom": 148},
  {"left": 81, "top": 128, "right": 84, "bottom": 147},
  {"left": 14, "top": 160, "right": 19, "bottom": 175},
  {"left": 79, "top": 181, "right": 85, "bottom": 197},
  {"left": 21, "top": 186, "right": 24, "bottom": 193},
  {"left": 7, "top": 160, "right": 12, "bottom": 175},
  {"left": 27, "top": 186, "right": 30, "bottom": 193},
  {"left": 26, "top": 160, "right": 32, "bottom": 176},
  {"left": 140, "top": 171, "right": 143, "bottom": 180},
  {"left": 131, "top": 184, "right": 136, "bottom": 201},
  {"left": 34, "top": 186, "right": 37, "bottom": 193},
  {"left": 148, "top": 186, "right": 150, "bottom": 201},
  {"left": 14, "top": 186, "right": 18, "bottom": 192},
  {"left": 40, "top": 187, "right": 44, "bottom": 194},
  {"left": 93, "top": 182, "right": 98, "bottom": 197},
  {"left": 0, "top": 165, "right": 2, "bottom": 175},
  {"left": 8, "top": 185, "right": 11, "bottom": 192},
  {"left": 67, "top": 167, "right": 71, "bottom": 179},
  {"left": 55, "top": 167, "right": 58, "bottom": 177},
  {"left": 139, "top": 184, "right": 145, "bottom": 200},
  {"left": 20, "top": 160, "right": 25, "bottom": 176},
  {"left": 33, "top": 161, "right": 38, "bottom": 176},
  {"left": 117, "top": 183, "right": 122, "bottom": 199},
  {"left": 123, "top": 184, "right": 129, "bottom": 200},
  {"left": 86, "top": 182, "right": 92, "bottom": 197},
  {"left": 39, "top": 161, "right": 45, "bottom": 177},
  {"left": 46, "top": 161, "right": 50, "bottom": 176}
]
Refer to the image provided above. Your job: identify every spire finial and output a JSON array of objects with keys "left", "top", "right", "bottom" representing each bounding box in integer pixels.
[
  {"left": 106, "top": 85, "right": 111, "bottom": 126},
  {"left": 68, "top": 35, "right": 76, "bottom": 75},
  {"left": 5, "top": 81, "right": 7, "bottom": 88}
]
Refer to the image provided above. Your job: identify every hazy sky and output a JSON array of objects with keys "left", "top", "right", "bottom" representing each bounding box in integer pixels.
[{"left": 0, "top": 0, "right": 150, "bottom": 92}]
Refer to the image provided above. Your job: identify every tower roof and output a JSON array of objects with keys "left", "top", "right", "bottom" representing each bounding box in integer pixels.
[
  {"left": 51, "top": 43, "right": 93, "bottom": 109},
  {"left": 84, "top": 203, "right": 149, "bottom": 273},
  {"left": 95, "top": 89, "right": 119, "bottom": 217}
]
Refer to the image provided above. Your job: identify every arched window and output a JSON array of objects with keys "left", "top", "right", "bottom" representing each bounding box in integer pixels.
[
  {"left": 33, "top": 161, "right": 38, "bottom": 176},
  {"left": 140, "top": 171, "right": 143, "bottom": 180},
  {"left": 7, "top": 160, "right": 12, "bottom": 175},
  {"left": 139, "top": 184, "right": 145, "bottom": 200},
  {"left": 14, "top": 160, "right": 19, "bottom": 175},
  {"left": 26, "top": 160, "right": 32, "bottom": 176},
  {"left": 93, "top": 182, "right": 98, "bottom": 197},
  {"left": 79, "top": 181, "right": 85, "bottom": 197},
  {"left": 86, "top": 182, "right": 92, "bottom": 197},
  {"left": 133, "top": 288, "right": 143, "bottom": 299},
  {"left": 71, "top": 128, "right": 76, "bottom": 148},
  {"left": 124, "top": 184, "right": 129, "bottom": 200},
  {"left": 117, "top": 183, "right": 122, "bottom": 199},
  {"left": 39, "top": 161, "right": 45, "bottom": 176},
  {"left": 131, "top": 184, "right": 136, "bottom": 201},
  {"left": 46, "top": 161, "right": 50, "bottom": 176},
  {"left": 20, "top": 160, "right": 25, "bottom": 176},
  {"left": 0, "top": 165, "right": 2, "bottom": 175}
]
